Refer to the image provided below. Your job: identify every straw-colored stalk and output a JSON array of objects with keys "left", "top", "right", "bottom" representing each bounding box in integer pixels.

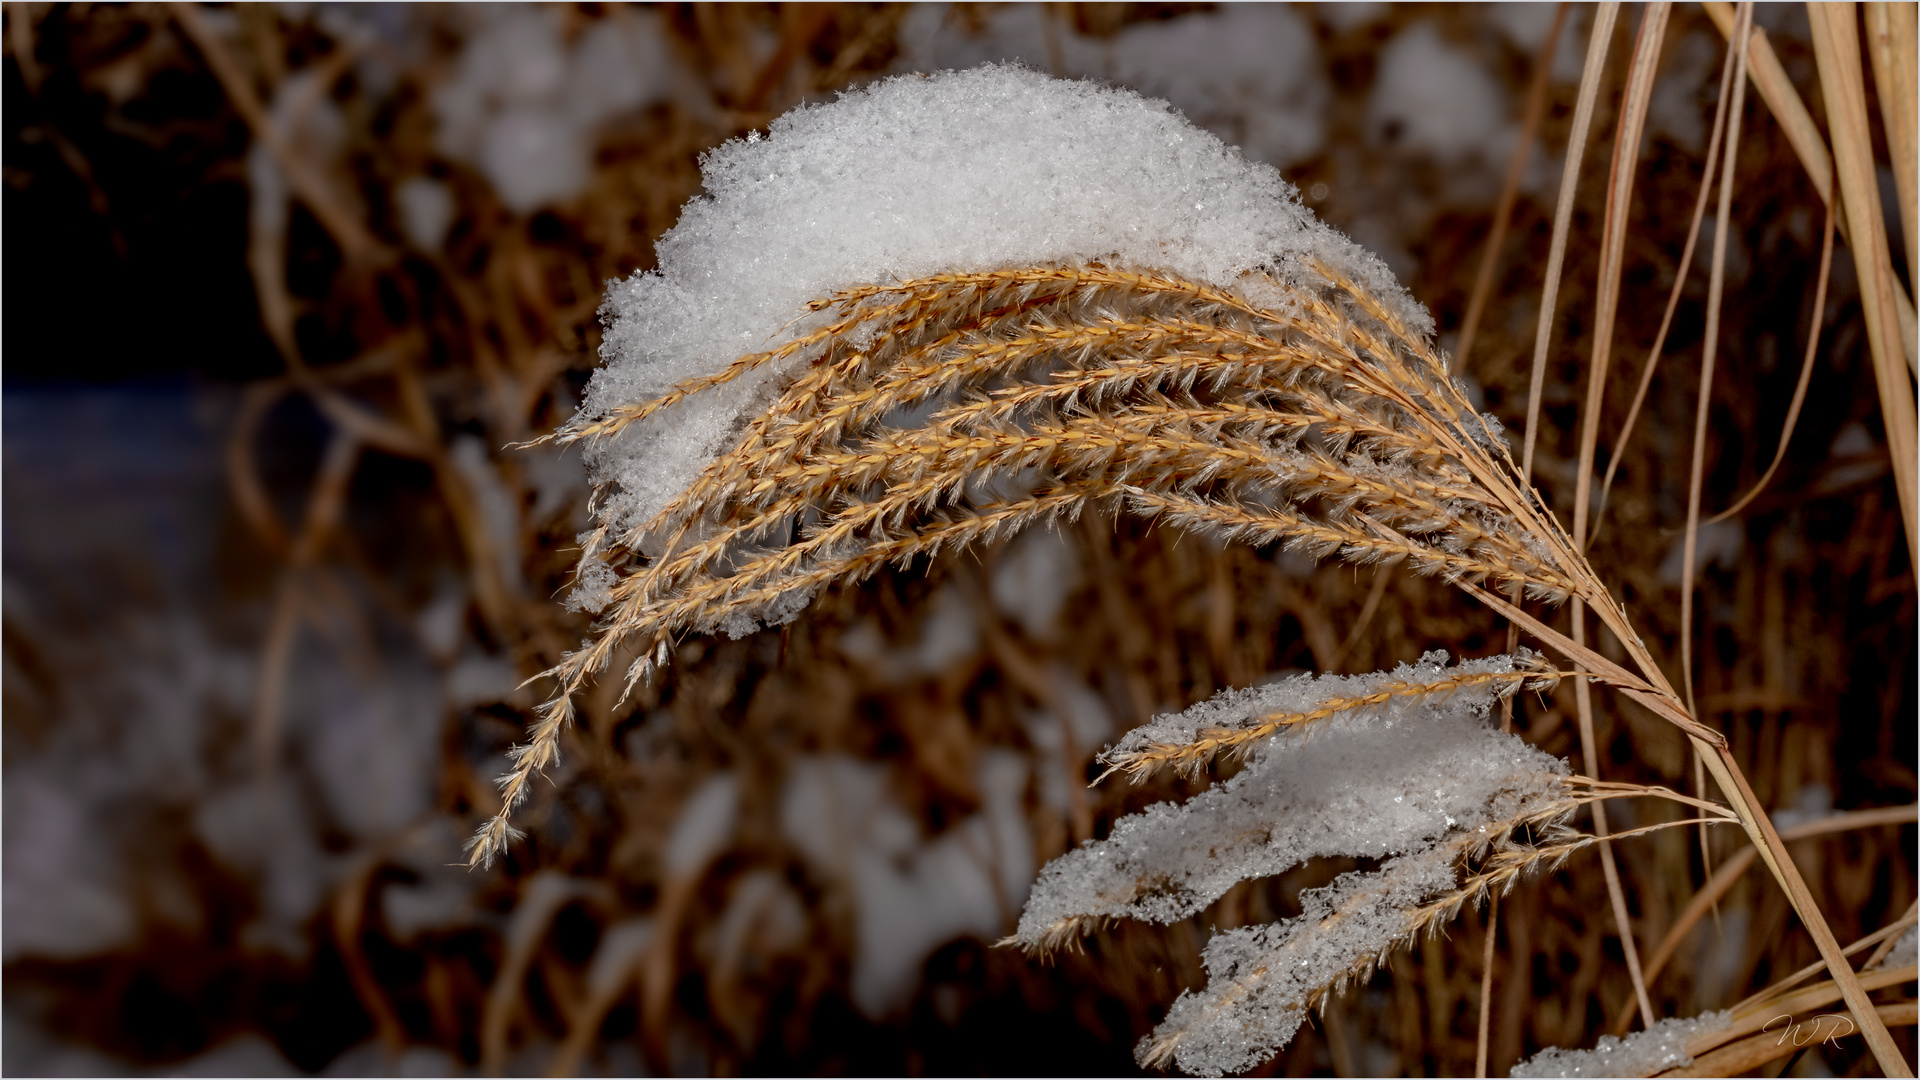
[{"left": 481, "top": 249, "right": 1904, "bottom": 1071}]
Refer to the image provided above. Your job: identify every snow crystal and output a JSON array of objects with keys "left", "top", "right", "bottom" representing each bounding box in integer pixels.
[
  {"left": 1015, "top": 653, "right": 1565, "bottom": 945},
  {"left": 1509, "top": 1011, "right": 1731, "bottom": 1078},
  {"left": 1152, "top": 844, "right": 1460, "bottom": 1077},
  {"left": 583, "top": 63, "right": 1429, "bottom": 538},
  {"left": 1873, "top": 924, "right": 1917, "bottom": 971}
]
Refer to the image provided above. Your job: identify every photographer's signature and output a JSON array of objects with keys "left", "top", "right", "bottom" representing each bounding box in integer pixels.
[{"left": 1762, "top": 1012, "right": 1856, "bottom": 1047}]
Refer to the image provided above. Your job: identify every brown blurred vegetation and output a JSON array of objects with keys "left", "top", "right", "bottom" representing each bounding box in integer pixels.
[{"left": 2, "top": 3, "right": 1912, "bottom": 1076}]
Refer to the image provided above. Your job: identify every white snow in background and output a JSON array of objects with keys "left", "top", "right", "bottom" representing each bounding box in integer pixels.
[
  {"left": 585, "top": 918, "right": 657, "bottom": 1001},
  {"left": 839, "top": 584, "right": 981, "bottom": 682},
  {"left": 585, "top": 64, "right": 1428, "bottom": 539},
  {"left": 1510, "top": 1011, "right": 1730, "bottom": 1078},
  {"left": 1368, "top": 22, "right": 1513, "bottom": 166},
  {"left": 193, "top": 782, "right": 330, "bottom": 956},
  {"left": 780, "top": 752, "right": 1033, "bottom": 1017},
  {"left": 412, "top": 579, "right": 468, "bottom": 663},
  {"left": 1649, "top": 30, "right": 1721, "bottom": 154},
  {"left": 1105, "top": 5, "right": 1328, "bottom": 169},
  {"left": 1022, "top": 669, "right": 1114, "bottom": 818},
  {"left": 1658, "top": 519, "right": 1744, "bottom": 585},
  {"left": 1315, "top": 3, "right": 1387, "bottom": 33},
  {"left": 892, "top": 4, "right": 1065, "bottom": 75},
  {"left": 1770, "top": 782, "right": 1833, "bottom": 831},
  {"left": 449, "top": 435, "right": 522, "bottom": 592},
  {"left": 991, "top": 527, "right": 1082, "bottom": 638},
  {"left": 1489, "top": 3, "right": 1588, "bottom": 82},
  {"left": 395, "top": 176, "right": 455, "bottom": 251},
  {"left": 1875, "top": 925, "right": 1917, "bottom": 971},
  {"left": 432, "top": 6, "right": 671, "bottom": 212},
  {"left": 664, "top": 771, "right": 742, "bottom": 877},
  {"left": 444, "top": 652, "right": 519, "bottom": 709},
  {"left": 2, "top": 774, "right": 137, "bottom": 962}
]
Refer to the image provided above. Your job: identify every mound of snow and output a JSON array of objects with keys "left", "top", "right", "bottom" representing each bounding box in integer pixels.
[{"left": 581, "top": 63, "right": 1430, "bottom": 536}]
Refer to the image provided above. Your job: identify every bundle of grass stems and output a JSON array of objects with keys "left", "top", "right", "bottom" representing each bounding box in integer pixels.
[{"left": 3, "top": 2, "right": 1913, "bottom": 1076}]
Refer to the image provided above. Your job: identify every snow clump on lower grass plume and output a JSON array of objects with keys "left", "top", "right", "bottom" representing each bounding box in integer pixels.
[
  {"left": 1509, "top": 1011, "right": 1731, "bottom": 1078},
  {"left": 1010, "top": 652, "right": 1574, "bottom": 1075},
  {"left": 579, "top": 63, "right": 1429, "bottom": 546},
  {"left": 1014, "top": 653, "right": 1566, "bottom": 944}
]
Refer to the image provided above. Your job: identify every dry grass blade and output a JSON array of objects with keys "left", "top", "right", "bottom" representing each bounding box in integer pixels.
[
  {"left": 1681, "top": 0, "right": 1752, "bottom": 723},
  {"left": 1701, "top": 0, "right": 1919, "bottom": 371},
  {"left": 1865, "top": 3, "right": 1918, "bottom": 281},
  {"left": 1809, "top": 1, "right": 1920, "bottom": 577},
  {"left": 1595, "top": 7, "right": 1742, "bottom": 536},
  {"left": 1609, "top": 802, "right": 1920, "bottom": 1036},
  {"left": 475, "top": 256, "right": 1655, "bottom": 869},
  {"left": 1569, "top": 2, "right": 1671, "bottom": 1032},
  {"left": 1701, "top": 202, "right": 1836, "bottom": 526},
  {"left": 1521, "top": 2, "right": 1620, "bottom": 478}
]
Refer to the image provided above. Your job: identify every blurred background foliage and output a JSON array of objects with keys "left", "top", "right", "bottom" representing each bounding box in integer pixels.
[{"left": 2, "top": 3, "right": 1912, "bottom": 1076}]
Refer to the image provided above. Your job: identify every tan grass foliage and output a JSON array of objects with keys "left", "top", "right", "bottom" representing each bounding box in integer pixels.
[{"left": 472, "top": 257, "right": 1610, "bottom": 868}]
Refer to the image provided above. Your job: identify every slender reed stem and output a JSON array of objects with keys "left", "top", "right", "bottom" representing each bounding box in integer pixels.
[
  {"left": 1702, "top": 201, "right": 1835, "bottom": 525},
  {"left": 1521, "top": 2, "right": 1619, "bottom": 480}
]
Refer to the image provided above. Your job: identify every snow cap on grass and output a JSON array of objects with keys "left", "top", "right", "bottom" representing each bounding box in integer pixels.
[
  {"left": 582, "top": 63, "right": 1430, "bottom": 537},
  {"left": 1152, "top": 843, "right": 1462, "bottom": 1077},
  {"left": 1509, "top": 1011, "right": 1731, "bottom": 1078},
  {"left": 1014, "top": 652, "right": 1567, "bottom": 947}
]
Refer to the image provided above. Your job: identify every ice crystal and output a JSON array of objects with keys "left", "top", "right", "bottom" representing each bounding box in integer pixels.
[
  {"left": 1016, "top": 654, "right": 1565, "bottom": 945},
  {"left": 1509, "top": 1011, "right": 1731, "bottom": 1078},
  {"left": 581, "top": 63, "right": 1428, "bottom": 540}
]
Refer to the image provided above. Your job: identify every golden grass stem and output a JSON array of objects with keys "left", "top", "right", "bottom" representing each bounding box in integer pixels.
[
  {"left": 1702, "top": 0, "right": 1919, "bottom": 373},
  {"left": 1609, "top": 802, "right": 1920, "bottom": 1036},
  {"left": 1665, "top": 1002, "right": 1919, "bottom": 1079},
  {"left": 1521, "top": 2, "right": 1620, "bottom": 479},
  {"left": 1682, "top": 0, "right": 1752, "bottom": 719},
  {"left": 1694, "top": 742, "right": 1914, "bottom": 1077},
  {"left": 1595, "top": 17, "right": 1741, "bottom": 537},
  {"left": 1454, "top": 2, "right": 1570, "bottom": 378},
  {"left": 1809, "top": 1, "right": 1920, "bottom": 576},
  {"left": 1865, "top": 3, "right": 1919, "bottom": 284},
  {"left": 1702, "top": 202, "right": 1836, "bottom": 525},
  {"left": 1475, "top": 893, "right": 1499, "bottom": 1078},
  {"left": 1572, "top": 5, "right": 1670, "bottom": 1030}
]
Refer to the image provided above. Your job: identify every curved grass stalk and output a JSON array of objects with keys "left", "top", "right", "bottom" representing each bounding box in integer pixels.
[{"left": 476, "top": 249, "right": 1901, "bottom": 1078}]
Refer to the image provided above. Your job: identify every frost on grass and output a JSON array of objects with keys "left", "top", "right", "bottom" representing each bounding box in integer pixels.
[
  {"left": 1509, "top": 1011, "right": 1731, "bottom": 1079},
  {"left": 1009, "top": 652, "right": 1577, "bottom": 1076},
  {"left": 580, "top": 63, "right": 1428, "bottom": 545},
  {"left": 1014, "top": 652, "right": 1566, "bottom": 947},
  {"left": 1872, "top": 924, "right": 1917, "bottom": 971},
  {"left": 1150, "top": 844, "right": 1462, "bottom": 1077}
]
